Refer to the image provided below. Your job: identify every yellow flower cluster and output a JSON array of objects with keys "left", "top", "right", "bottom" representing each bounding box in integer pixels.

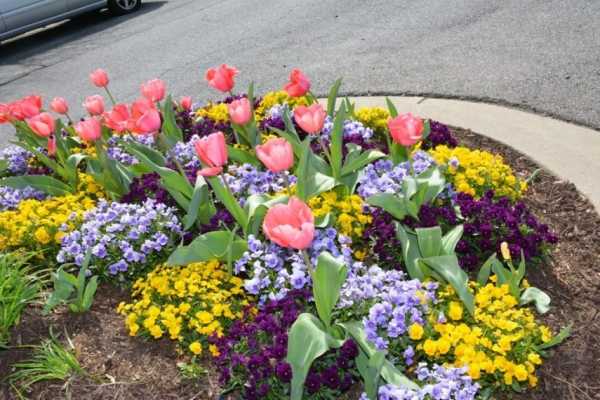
[
  {"left": 428, "top": 145, "right": 527, "bottom": 200},
  {"left": 117, "top": 260, "right": 253, "bottom": 357},
  {"left": 0, "top": 189, "right": 97, "bottom": 254},
  {"left": 354, "top": 107, "right": 390, "bottom": 134},
  {"left": 308, "top": 190, "right": 371, "bottom": 246},
  {"left": 414, "top": 283, "right": 552, "bottom": 389},
  {"left": 196, "top": 103, "right": 230, "bottom": 123},
  {"left": 254, "top": 91, "right": 309, "bottom": 121}
]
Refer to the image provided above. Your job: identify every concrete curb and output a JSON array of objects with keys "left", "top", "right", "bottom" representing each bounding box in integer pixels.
[{"left": 337, "top": 96, "right": 600, "bottom": 212}]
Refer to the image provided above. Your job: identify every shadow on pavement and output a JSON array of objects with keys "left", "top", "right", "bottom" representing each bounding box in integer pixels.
[{"left": 0, "top": 1, "right": 167, "bottom": 63}]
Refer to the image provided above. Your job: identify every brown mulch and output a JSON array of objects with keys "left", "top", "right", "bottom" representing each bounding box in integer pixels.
[{"left": 1, "top": 126, "right": 599, "bottom": 400}]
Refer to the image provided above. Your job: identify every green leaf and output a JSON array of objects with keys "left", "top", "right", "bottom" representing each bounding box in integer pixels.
[
  {"left": 385, "top": 97, "right": 398, "bottom": 118},
  {"left": 340, "top": 320, "right": 419, "bottom": 390},
  {"left": 295, "top": 138, "right": 336, "bottom": 201},
  {"left": 82, "top": 276, "right": 98, "bottom": 310},
  {"left": 0, "top": 175, "right": 73, "bottom": 196},
  {"left": 287, "top": 313, "right": 339, "bottom": 400},
  {"left": 421, "top": 119, "right": 431, "bottom": 140},
  {"left": 395, "top": 223, "right": 426, "bottom": 280},
  {"left": 327, "top": 78, "right": 343, "bottom": 116},
  {"left": 536, "top": 324, "right": 572, "bottom": 350},
  {"left": 244, "top": 194, "right": 289, "bottom": 236},
  {"left": 161, "top": 95, "right": 184, "bottom": 146},
  {"left": 313, "top": 252, "right": 348, "bottom": 328},
  {"left": 441, "top": 225, "right": 464, "bottom": 255},
  {"left": 206, "top": 176, "right": 248, "bottom": 233},
  {"left": 416, "top": 226, "right": 443, "bottom": 258},
  {"left": 125, "top": 140, "right": 167, "bottom": 167},
  {"left": 0, "top": 159, "right": 8, "bottom": 174},
  {"left": 182, "top": 175, "right": 215, "bottom": 229},
  {"left": 315, "top": 213, "right": 331, "bottom": 228},
  {"left": 415, "top": 166, "right": 446, "bottom": 203},
  {"left": 520, "top": 287, "right": 551, "bottom": 314},
  {"left": 421, "top": 255, "right": 475, "bottom": 316},
  {"left": 341, "top": 149, "right": 386, "bottom": 176},
  {"left": 167, "top": 231, "right": 247, "bottom": 266},
  {"left": 367, "top": 193, "right": 409, "bottom": 220},
  {"left": 330, "top": 105, "right": 346, "bottom": 179},
  {"left": 477, "top": 254, "right": 497, "bottom": 285},
  {"left": 228, "top": 146, "right": 261, "bottom": 167}
]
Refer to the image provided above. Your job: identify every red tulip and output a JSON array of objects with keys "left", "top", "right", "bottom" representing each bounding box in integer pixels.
[
  {"left": 263, "top": 197, "right": 315, "bottom": 250},
  {"left": 205, "top": 64, "right": 238, "bottom": 93},
  {"left": 284, "top": 69, "right": 311, "bottom": 97},
  {"left": 193, "top": 131, "right": 228, "bottom": 176},
  {"left": 140, "top": 79, "right": 166, "bottom": 102},
  {"left": 388, "top": 113, "right": 424, "bottom": 146},
  {"left": 0, "top": 103, "right": 9, "bottom": 124},
  {"left": 75, "top": 118, "right": 102, "bottom": 141},
  {"left": 180, "top": 96, "right": 192, "bottom": 110},
  {"left": 129, "top": 98, "right": 161, "bottom": 134},
  {"left": 227, "top": 98, "right": 252, "bottom": 125},
  {"left": 90, "top": 69, "right": 109, "bottom": 87},
  {"left": 293, "top": 104, "right": 327, "bottom": 134},
  {"left": 47, "top": 135, "right": 56, "bottom": 156},
  {"left": 26, "top": 112, "right": 55, "bottom": 137},
  {"left": 50, "top": 97, "right": 69, "bottom": 114},
  {"left": 83, "top": 95, "right": 105, "bottom": 116},
  {"left": 255, "top": 138, "right": 294, "bottom": 173},
  {"left": 103, "top": 104, "right": 130, "bottom": 133}
]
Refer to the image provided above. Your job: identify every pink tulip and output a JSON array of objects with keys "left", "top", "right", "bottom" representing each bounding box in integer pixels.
[
  {"left": 227, "top": 98, "right": 252, "bottom": 125},
  {"left": 255, "top": 138, "right": 294, "bottom": 173},
  {"left": 205, "top": 64, "right": 238, "bottom": 93},
  {"left": 50, "top": 97, "right": 69, "bottom": 114},
  {"left": 262, "top": 196, "right": 315, "bottom": 250},
  {"left": 75, "top": 118, "right": 102, "bottom": 142},
  {"left": 141, "top": 79, "right": 166, "bottom": 102},
  {"left": 47, "top": 135, "right": 56, "bottom": 156},
  {"left": 90, "top": 68, "right": 109, "bottom": 88},
  {"left": 387, "top": 113, "right": 424, "bottom": 146},
  {"left": 193, "top": 131, "right": 228, "bottom": 176},
  {"left": 180, "top": 96, "right": 192, "bottom": 110},
  {"left": 0, "top": 103, "right": 9, "bottom": 124},
  {"left": 103, "top": 104, "right": 130, "bottom": 133},
  {"left": 83, "top": 95, "right": 105, "bottom": 116},
  {"left": 19, "top": 95, "right": 42, "bottom": 119},
  {"left": 284, "top": 69, "right": 311, "bottom": 97},
  {"left": 293, "top": 104, "right": 327, "bottom": 134},
  {"left": 26, "top": 112, "right": 55, "bottom": 137},
  {"left": 129, "top": 98, "right": 161, "bottom": 134}
]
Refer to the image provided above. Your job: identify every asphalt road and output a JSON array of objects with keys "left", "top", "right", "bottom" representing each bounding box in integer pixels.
[{"left": 1, "top": 0, "right": 599, "bottom": 147}]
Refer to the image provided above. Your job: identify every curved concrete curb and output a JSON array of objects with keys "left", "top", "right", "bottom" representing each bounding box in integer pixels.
[{"left": 337, "top": 96, "right": 600, "bottom": 212}]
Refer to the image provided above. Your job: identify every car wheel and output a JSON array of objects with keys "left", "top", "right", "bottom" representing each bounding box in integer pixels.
[{"left": 107, "top": 0, "right": 142, "bottom": 15}]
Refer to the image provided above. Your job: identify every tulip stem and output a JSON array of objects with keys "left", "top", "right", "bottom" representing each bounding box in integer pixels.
[
  {"left": 104, "top": 87, "right": 117, "bottom": 106},
  {"left": 318, "top": 137, "right": 333, "bottom": 166},
  {"left": 221, "top": 172, "right": 234, "bottom": 195},
  {"left": 64, "top": 113, "right": 74, "bottom": 126},
  {"left": 302, "top": 250, "right": 314, "bottom": 275}
]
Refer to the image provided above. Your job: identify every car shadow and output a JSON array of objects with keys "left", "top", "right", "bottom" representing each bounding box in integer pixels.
[{"left": 0, "top": 1, "right": 167, "bottom": 63}]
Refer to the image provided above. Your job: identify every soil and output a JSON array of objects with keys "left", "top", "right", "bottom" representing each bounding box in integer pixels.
[{"left": 1, "top": 126, "right": 599, "bottom": 400}]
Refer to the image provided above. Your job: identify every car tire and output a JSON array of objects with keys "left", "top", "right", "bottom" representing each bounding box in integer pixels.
[{"left": 107, "top": 0, "right": 142, "bottom": 15}]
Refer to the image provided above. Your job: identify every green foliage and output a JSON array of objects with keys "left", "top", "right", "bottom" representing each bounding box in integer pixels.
[
  {"left": 0, "top": 175, "right": 73, "bottom": 196},
  {"left": 8, "top": 331, "right": 85, "bottom": 393},
  {"left": 0, "top": 253, "right": 40, "bottom": 348},
  {"left": 44, "top": 251, "right": 98, "bottom": 314}
]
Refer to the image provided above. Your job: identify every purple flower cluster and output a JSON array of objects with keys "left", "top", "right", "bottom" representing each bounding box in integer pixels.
[
  {"left": 403, "top": 191, "right": 558, "bottom": 269},
  {"left": 363, "top": 280, "right": 438, "bottom": 351},
  {"left": 222, "top": 163, "right": 296, "bottom": 205},
  {"left": 0, "top": 185, "right": 46, "bottom": 211},
  {"left": 198, "top": 208, "right": 235, "bottom": 234},
  {"left": 57, "top": 199, "right": 182, "bottom": 280},
  {"left": 167, "top": 139, "right": 201, "bottom": 169},
  {"left": 122, "top": 165, "right": 196, "bottom": 209},
  {"left": 177, "top": 109, "right": 230, "bottom": 142},
  {"left": 420, "top": 120, "right": 459, "bottom": 151},
  {"left": 210, "top": 290, "right": 358, "bottom": 400},
  {"left": 322, "top": 117, "right": 375, "bottom": 142},
  {"left": 356, "top": 154, "right": 435, "bottom": 199},
  {"left": 338, "top": 264, "right": 407, "bottom": 311},
  {"left": 360, "top": 364, "right": 479, "bottom": 400},
  {"left": 0, "top": 145, "right": 32, "bottom": 175},
  {"left": 235, "top": 228, "right": 354, "bottom": 305}
]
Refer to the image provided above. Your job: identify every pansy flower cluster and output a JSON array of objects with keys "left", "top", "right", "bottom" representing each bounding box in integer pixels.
[
  {"left": 210, "top": 290, "right": 359, "bottom": 400},
  {"left": 356, "top": 154, "right": 435, "bottom": 199},
  {"left": 235, "top": 228, "right": 353, "bottom": 304},
  {"left": 57, "top": 199, "right": 182, "bottom": 279},
  {"left": 0, "top": 186, "right": 46, "bottom": 211},
  {"left": 360, "top": 364, "right": 479, "bottom": 400},
  {"left": 222, "top": 163, "right": 295, "bottom": 204},
  {"left": 117, "top": 260, "right": 252, "bottom": 356},
  {"left": 0, "top": 145, "right": 33, "bottom": 175},
  {"left": 429, "top": 145, "right": 527, "bottom": 200}
]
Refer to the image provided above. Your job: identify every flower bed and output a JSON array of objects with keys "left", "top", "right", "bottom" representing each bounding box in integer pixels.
[{"left": 0, "top": 67, "right": 588, "bottom": 400}]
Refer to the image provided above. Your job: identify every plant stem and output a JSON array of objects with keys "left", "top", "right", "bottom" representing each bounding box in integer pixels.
[
  {"left": 302, "top": 249, "right": 313, "bottom": 275},
  {"left": 104, "top": 87, "right": 117, "bottom": 106}
]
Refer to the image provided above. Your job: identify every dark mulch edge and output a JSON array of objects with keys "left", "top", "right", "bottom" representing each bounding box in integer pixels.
[{"left": 1, "top": 126, "right": 599, "bottom": 400}]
